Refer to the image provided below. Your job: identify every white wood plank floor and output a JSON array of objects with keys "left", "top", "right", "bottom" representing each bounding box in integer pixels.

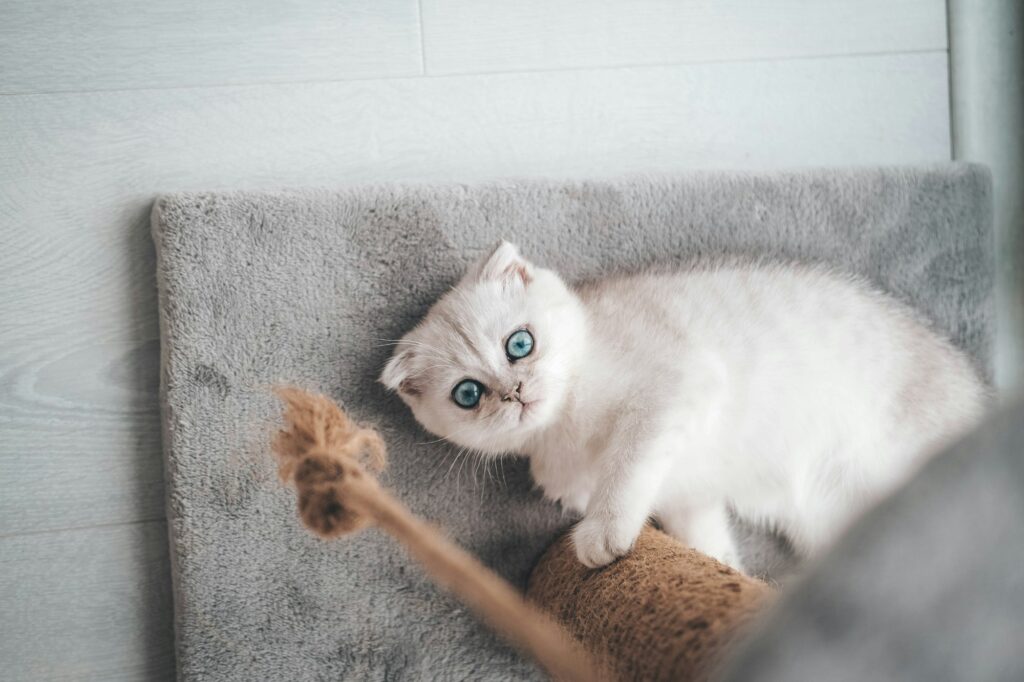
[{"left": 0, "top": 522, "right": 175, "bottom": 681}]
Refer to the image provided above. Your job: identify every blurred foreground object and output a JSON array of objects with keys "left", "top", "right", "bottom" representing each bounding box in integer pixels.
[{"left": 721, "top": 401, "right": 1024, "bottom": 681}]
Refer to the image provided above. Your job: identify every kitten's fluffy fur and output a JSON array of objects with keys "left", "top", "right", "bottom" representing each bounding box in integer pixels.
[{"left": 381, "top": 242, "right": 987, "bottom": 570}]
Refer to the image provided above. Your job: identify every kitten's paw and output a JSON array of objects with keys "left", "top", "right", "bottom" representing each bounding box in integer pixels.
[
  {"left": 663, "top": 504, "right": 746, "bottom": 573},
  {"left": 691, "top": 534, "right": 743, "bottom": 573},
  {"left": 572, "top": 515, "right": 637, "bottom": 568},
  {"left": 704, "top": 546, "right": 743, "bottom": 572}
]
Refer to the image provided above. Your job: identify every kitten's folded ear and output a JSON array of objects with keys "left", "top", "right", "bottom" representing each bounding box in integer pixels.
[
  {"left": 380, "top": 346, "right": 422, "bottom": 397},
  {"left": 466, "top": 240, "right": 533, "bottom": 287}
]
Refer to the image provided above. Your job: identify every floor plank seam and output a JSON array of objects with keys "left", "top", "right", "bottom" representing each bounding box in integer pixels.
[
  {"left": 0, "top": 47, "right": 948, "bottom": 99},
  {"left": 0, "top": 516, "right": 167, "bottom": 540}
]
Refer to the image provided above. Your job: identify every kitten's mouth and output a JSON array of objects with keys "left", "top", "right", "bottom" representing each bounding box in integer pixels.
[{"left": 519, "top": 400, "right": 541, "bottom": 422}]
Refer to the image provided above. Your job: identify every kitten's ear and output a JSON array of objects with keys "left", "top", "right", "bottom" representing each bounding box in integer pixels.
[
  {"left": 468, "top": 240, "right": 533, "bottom": 286},
  {"left": 379, "top": 346, "right": 422, "bottom": 397}
]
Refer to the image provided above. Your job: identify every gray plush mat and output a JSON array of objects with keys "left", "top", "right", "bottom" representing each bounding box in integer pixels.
[{"left": 151, "top": 164, "right": 992, "bottom": 681}]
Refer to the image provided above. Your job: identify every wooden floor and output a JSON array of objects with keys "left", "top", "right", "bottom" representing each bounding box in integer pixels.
[{"left": 0, "top": 1, "right": 951, "bottom": 678}]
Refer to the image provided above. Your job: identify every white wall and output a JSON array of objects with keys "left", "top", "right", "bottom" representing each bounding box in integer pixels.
[{"left": 0, "top": 1, "right": 950, "bottom": 678}]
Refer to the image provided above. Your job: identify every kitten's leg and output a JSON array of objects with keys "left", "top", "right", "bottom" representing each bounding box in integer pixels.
[
  {"left": 574, "top": 355, "right": 728, "bottom": 568},
  {"left": 572, "top": 447, "right": 671, "bottom": 568},
  {"left": 661, "top": 504, "right": 742, "bottom": 571},
  {"left": 786, "top": 458, "right": 894, "bottom": 559},
  {"left": 787, "top": 494, "right": 866, "bottom": 559}
]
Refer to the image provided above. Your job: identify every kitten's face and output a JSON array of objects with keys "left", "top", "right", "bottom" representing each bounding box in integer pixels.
[{"left": 380, "top": 242, "right": 585, "bottom": 455}]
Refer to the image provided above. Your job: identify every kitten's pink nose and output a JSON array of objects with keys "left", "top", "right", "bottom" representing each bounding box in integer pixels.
[{"left": 501, "top": 381, "right": 523, "bottom": 402}]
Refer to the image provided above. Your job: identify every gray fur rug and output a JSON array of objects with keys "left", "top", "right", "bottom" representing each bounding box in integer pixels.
[{"left": 151, "top": 165, "right": 992, "bottom": 681}]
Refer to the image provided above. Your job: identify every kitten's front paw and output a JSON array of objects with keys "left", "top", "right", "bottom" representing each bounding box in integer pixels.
[
  {"left": 572, "top": 515, "right": 637, "bottom": 568},
  {"left": 689, "top": 525, "right": 744, "bottom": 573},
  {"left": 700, "top": 544, "right": 743, "bottom": 573}
]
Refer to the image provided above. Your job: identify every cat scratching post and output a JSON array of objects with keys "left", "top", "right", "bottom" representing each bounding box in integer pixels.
[
  {"left": 528, "top": 526, "right": 774, "bottom": 681},
  {"left": 273, "top": 387, "right": 774, "bottom": 681}
]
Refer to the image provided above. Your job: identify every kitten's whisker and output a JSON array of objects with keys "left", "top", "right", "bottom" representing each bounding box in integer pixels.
[
  {"left": 487, "top": 453, "right": 500, "bottom": 488},
  {"left": 495, "top": 452, "right": 509, "bottom": 489},
  {"left": 471, "top": 448, "right": 490, "bottom": 504},
  {"left": 374, "top": 338, "right": 450, "bottom": 357},
  {"left": 444, "top": 446, "right": 466, "bottom": 483},
  {"left": 375, "top": 337, "right": 436, "bottom": 350},
  {"left": 417, "top": 424, "right": 476, "bottom": 446},
  {"left": 456, "top": 447, "right": 473, "bottom": 494},
  {"left": 474, "top": 450, "right": 485, "bottom": 485},
  {"left": 426, "top": 448, "right": 457, "bottom": 478}
]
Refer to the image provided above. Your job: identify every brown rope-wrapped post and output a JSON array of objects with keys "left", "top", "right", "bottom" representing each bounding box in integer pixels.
[
  {"left": 272, "top": 387, "right": 605, "bottom": 682},
  {"left": 528, "top": 527, "right": 775, "bottom": 682}
]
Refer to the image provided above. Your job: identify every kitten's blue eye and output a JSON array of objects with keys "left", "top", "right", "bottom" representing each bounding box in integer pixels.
[
  {"left": 452, "top": 379, "right": 484, "bottom": 409},
  {"left": 505, "top": 329, "right": 534, "bottom": 360}
]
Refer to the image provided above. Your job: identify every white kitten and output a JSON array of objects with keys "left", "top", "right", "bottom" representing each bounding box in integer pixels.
[{"left": 381, "top": 242, "right": 987, "bottom": 571}]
